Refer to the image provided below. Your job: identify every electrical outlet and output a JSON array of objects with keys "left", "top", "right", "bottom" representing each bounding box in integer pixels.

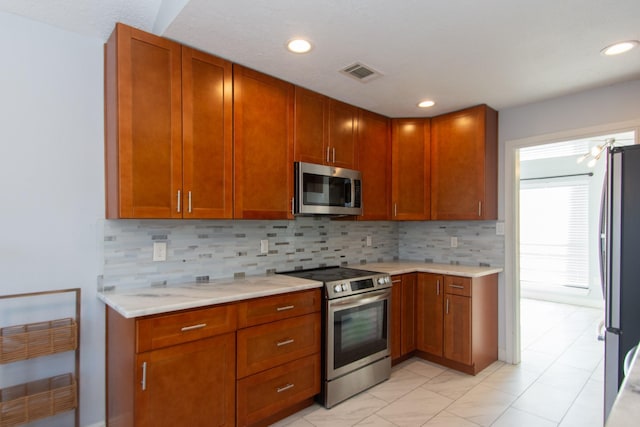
[
  {"left": 366, "top": 235, "right": 372, "bottom": 247},
  {"left": 496, "top": 222, "right": 505, "bottom": 236},
  {"left": 260, "top": 239, "right": 269, "bottom": 254},
  {"left": 450, "top": 237, "right": 458, "bottom": 248},
  {"left": 153, "top": 242, "right": 167, "bottom": 261}
]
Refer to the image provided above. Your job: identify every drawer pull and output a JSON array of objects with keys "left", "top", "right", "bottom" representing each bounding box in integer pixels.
[
  {"left": 276, "top": 383, "right": 295, "bottom": 393},
  {"left": 181, "top": 323, "right": 207, "bottom": 332},
  {"left": 276, "top": 305, "right": 295, "bottom": 312},
  {"left": 449, "top": 284, "right": 465, "bottom": 289},
  {"left": 276, "top": 338, "right": 295, "bottom": 347}
]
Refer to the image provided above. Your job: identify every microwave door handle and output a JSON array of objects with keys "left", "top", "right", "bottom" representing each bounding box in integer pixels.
[{"left": 345, "top": 181, "right": 352, "bottom": 205}]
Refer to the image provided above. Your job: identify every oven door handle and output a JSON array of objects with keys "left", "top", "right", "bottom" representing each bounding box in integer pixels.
[{"left": 328, "top": 289, "right": 391, "bottom": 310}]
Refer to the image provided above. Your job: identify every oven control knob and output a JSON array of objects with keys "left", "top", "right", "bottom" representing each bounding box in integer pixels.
[
  {"left": 334, "top": 284, "right": 342, "bottom": 293},
  {"left": 377, "top": 277, "right": 385, "bottom": 285},
  {"left": 342, "top": 283, "right": 349, "bottom": 292}
]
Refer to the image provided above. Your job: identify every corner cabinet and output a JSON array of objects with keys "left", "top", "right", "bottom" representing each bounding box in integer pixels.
[
  {"left": 233, "top": 65, "right": 295, "bottom": 219},
  {"left": 0, "top": 289, "right": 80, "bottom": 427},
  {"left": 106, "top": 304, "right": 237, "bottom": 427},
  {"left": 357, "top": 109, "right": 391, "bottom": 220},
  {"left": 104, "top": 23, "right": 233, "bottom": 219},
  {"left": 391, "top": 118, "right": 431, "bottom": 220},
  {"left": 416, "top": 273, "right": 498, "bottom": 375},
  {"left": 430, "top": 104, "right": 498, "bottom": 220}
]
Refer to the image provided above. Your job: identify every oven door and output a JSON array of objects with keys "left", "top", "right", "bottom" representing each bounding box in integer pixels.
[{"left": 326, "top": 288, "right": 391, "bottom": 380}]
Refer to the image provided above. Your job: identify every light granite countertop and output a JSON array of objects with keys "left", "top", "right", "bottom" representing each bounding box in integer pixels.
[
  {"left": 607, "top": 345, "right": 640, "bottom": 426},
  {"left": 353, "top": 261, "right": 503, "bottom": 278},
  {"left": 98, "top": 274, "right": 323, "bottom": 318},
  {"left": 98, "top": 261, "right": 502, "bottom": 319}
]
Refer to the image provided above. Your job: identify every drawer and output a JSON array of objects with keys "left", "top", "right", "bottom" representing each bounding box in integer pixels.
[
  {"left": 236, "top": 353, "right": 320, "bottom": 427},
  {"left": 237, "top": 289, "right": 320, "bottom": 328},
  {"left": 136, "top": 304, "right": 237, "bottom": 352},
  {"left": 237, "top": 312, "right": 320, "bottom": 378},
  {"left": 444, "top": 276, "right": 471, "bottom": 297}
]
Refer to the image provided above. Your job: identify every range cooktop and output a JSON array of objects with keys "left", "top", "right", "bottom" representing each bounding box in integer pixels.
[{"left": 278, "top": 266, "right": 391, "bottom": 298}]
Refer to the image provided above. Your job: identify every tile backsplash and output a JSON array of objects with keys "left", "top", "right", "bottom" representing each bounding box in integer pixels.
[
  {"left": 102, "top": 217, "right": 399, "bottom": 290},
  {"left": 399, "top": 221, "right": 504, "bottom": 268},
  {"left": 102, "top": 218, "right": 504, "bottom": 291}
]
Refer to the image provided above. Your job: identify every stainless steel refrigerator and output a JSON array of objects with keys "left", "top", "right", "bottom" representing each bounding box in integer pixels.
[{"left": 602, "top": 144, "right": 640, "bottom": 422}]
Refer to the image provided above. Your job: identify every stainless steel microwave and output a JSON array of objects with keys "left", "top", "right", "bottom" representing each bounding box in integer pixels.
[{"left": 294, "top": 162, "right": 362, "bottom": 216}]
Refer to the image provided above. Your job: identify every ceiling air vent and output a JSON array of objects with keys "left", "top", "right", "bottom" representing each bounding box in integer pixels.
[{"left": 340, "top": 62, "right": 382, "bottom": 83}]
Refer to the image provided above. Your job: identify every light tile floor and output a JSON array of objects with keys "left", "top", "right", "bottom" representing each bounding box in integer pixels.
[{"left": 273, "top": 298, "right": 605, "bottom": 426}]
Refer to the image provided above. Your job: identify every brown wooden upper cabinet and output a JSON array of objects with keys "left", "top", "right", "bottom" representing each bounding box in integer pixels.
[
  {"left": 431, "top": 104, "right": 498, "bottom": 220},
  {"left": 234, "top": 65, "right": 295, "bottom": 219},
  {"left": 357, "top": 109, "right": 391, "bottom": 220},
  {"left": 391, "top": 118, "right": 431, "bottom": 220},
  {"left": 294, "top": 87, "right": 358, "bottom": 169},
  {"left": 104, "top": 23, "right": 233, "bottom": 219}
]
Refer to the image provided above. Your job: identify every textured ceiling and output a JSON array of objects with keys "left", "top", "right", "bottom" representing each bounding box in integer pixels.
[{"left": 1, "top": 0, "right": 639, "bottom": 117}]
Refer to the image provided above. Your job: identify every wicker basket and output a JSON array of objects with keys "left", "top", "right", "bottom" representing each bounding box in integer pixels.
[
  {"left": 0, "top": 318, "right": 77, "bottom": 364},
  {"left": 0, "top": 373, "right": 77, "bottom": 426}
]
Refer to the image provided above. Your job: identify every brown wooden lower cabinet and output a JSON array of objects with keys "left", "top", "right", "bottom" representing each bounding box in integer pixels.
[
  {"left": 135, "top": 333, "right": 236, "bottom": 427},
  {"left": 106, "top": 288, "right": 321, "bottom": 427},
  {"left": 415, "top": 273, "right": 498, "bottom": 375},
  {"left": 390, "top": 273, "right": 416, "bottom": 363},
  {"left": 106, "top": 304, "right": 237, "bottom": 427},
  {"left": 416, "top": 273, "right": 444, "bottom": 357},
  {"left": 236, "top": 353, "right": 320, "bottom": 427}
]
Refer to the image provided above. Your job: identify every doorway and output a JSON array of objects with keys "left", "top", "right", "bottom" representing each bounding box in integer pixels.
[{"left": 503, "top": 125, "right": 638, "bottom": 365}]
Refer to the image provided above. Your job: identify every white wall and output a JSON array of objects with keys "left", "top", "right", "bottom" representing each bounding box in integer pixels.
[{"left": 0, "top": 11, "right": 104, "bottom": 427}]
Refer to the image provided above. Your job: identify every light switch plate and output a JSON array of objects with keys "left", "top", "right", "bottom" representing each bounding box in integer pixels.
[
  {"left": 260, "top": 239, "right": 269, "bottom": 254},
  {"left": 450, "top": 236, "right": 458, "bottom": 248},
  {"left": 496, "top": 222, "right": 505, "bottom": 236},
  {"left": 366, "top": 235, "right": 372, "bottom": 247}
]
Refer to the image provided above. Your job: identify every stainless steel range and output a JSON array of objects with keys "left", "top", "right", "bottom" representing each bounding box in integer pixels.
[{"left": 279, "top": 266, "right": 392, "bottom": 408}]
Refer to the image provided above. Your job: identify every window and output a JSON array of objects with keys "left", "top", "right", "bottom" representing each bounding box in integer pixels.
[{"left": 520, "top": 177, "right": 589, "bottom": 292}]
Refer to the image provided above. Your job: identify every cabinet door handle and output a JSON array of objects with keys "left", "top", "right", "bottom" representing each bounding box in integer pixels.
[
  {"left": 141, "top": 361, "right": 147, "bottom": 391},
  {"left": 446, "top": 298, "right": 449, "bottom": 314},
  {"left": 394, "top": 203, "right": 398, "bottom": 217},
  {"left": 276, "top": 383, "right": 295, "bottom": 393},
  {"left": 276, "top": 305, "right": 295, "bottom": 312},
  {"left": 449, "top": 284, "right": 465, "bottom": 289},
  {"left": 478, "top": 201, "right": 482, "bottom": 217},
  {"left": 177, "top": 190, "right": 181, "bottom": 213},
  {"left": 276, "top": 338, "right": 295, "bottom": 347},
  {"left": 436, "top": 280, "right": 440, "bottom": 295},
  {"left": 332, "top": 147, "right": 336, "bottom": 163},
  {"left": 181, "top": 323, "right": 207, "bottom": 332},
  {"left": 188, "top": 191, "right": 192, "bottom": 213},
  {"left": 326, "top": 146, "right": 330, "bottom": 163}
]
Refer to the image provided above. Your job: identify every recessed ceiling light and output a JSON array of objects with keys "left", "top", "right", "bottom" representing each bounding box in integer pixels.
[
  {"left": 601, "top": 40, "right": 639, "bottom": 56},
  {"left": 417, "top": 100, "right": 435, "bottom": 108},
  {"left": 287, "top": 38, "right": 313, "bottom": 54}
]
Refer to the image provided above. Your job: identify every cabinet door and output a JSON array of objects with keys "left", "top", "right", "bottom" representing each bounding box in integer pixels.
[
  {"left": 294, "top": 87, "right": 327, "bottom": 164},
  {"left": 328, "top": 99, "right": 358, "bottom": 169},
  {"left": 357, "top": 109, "right": 391, "bottom": 220},
  {"left": 135, "top": 333, "right": 235, "bottom": 427},
  {"left": 182, "top": 47, "right": 233, "bottom": 219},
  {"left": 105, "top": 23, "right": 182, "bottom": 218},
  {"left": 431, "top": 104, "right": 498, "bottom": 220},
  {"left": 233, "top": 65, "right": 294, "bottom": 219},
  {"left": 444, "top": 294, "right": 472, "bottom": 366},
  {"left": 416, "top": 273, "right": 443, "bottom": 357},
  {"left": 390, "top": 275, "right": 402, "bottom": 361},
  {"left": 391, "top": 118, "right": 431, "bottom": 220},
  {"left": 401, "top": 273, "right": 417, "bottom": 355}
]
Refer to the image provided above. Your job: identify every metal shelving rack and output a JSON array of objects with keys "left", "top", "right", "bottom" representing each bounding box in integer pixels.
[{"left": 0, "top": 288, "right": 80, "bottom": 427}]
